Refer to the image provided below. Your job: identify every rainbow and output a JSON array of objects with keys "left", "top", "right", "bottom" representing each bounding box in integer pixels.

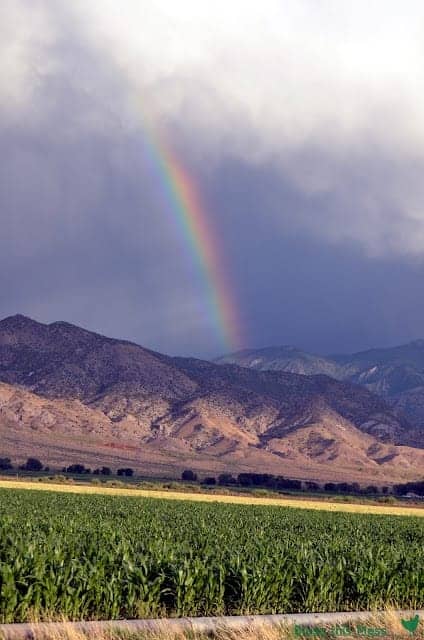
[{"left": 142, "top": 128, "right": 244, "bottom": 352}]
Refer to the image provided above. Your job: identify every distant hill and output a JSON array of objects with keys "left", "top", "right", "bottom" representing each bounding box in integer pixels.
[
  {"left": 0, "top": 314, "right": 423, "bottom": 483},
  {"left": 216, "top": 342, "right": 424, "bottom": 430},
  {"left": 215, "top": 346, "right": 342, "bottom": 377}
]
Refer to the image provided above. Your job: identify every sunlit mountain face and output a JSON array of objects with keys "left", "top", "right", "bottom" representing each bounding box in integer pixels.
[{"left": 0, "top": 314, "right": 423, "bottom": 484}]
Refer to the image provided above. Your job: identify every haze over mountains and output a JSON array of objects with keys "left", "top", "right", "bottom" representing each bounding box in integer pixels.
[
  {"left": 1, "top": 314, "right": 423, "bottom": 484},
  {"left": 215, "top": 344, "right": 424, "bottom": 432}
]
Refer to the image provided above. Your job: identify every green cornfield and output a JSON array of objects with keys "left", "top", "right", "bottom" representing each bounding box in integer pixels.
[{"left": 0, "top": 488, "right": 423, "bottom": 623}]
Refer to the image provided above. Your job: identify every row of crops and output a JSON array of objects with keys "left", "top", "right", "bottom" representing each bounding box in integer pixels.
[{"left": 0, "top": 488, "right": 423, "bottom": 622}]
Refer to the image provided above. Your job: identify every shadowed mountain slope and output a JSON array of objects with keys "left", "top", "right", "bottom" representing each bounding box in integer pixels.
[
  {"left": 216, "top": 343, "right": 424, "bottom": 436},
  {"left": 0, "top": 315, "right": 422, "bottom": 482}
]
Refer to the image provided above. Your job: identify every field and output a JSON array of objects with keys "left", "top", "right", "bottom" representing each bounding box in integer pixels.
[
  {"left": 1, "top": 488, "right": 424, "bottom": 624},
  {"left": 1, "top": 479, "right": 424, "bottom": 517}
]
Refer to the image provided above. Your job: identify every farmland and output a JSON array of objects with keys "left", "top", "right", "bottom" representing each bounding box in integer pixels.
[
  {"left": 1, "top": 479, "right": 424, "bottom": 517},
  {"left": 0, "top": 488, "right": 423, "bottom": 624}
]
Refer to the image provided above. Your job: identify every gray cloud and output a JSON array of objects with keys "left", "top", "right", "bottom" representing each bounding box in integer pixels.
[
  {"left": 0, "top": 5, "right": 223, "bottom": 355},
  {"left": 2, "top": 1, "right": 424, "bottom": 357}
]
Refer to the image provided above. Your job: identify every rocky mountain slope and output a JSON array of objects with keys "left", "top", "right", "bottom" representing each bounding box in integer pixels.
[
  {"left": 215, "top": 346, "right": 342, "bottom": 377},
  {"left": 0, "top": 314, "right": 423, "bottom": 482},
  {"left": 216, "top": 343, "right": 424, "bottom": 434}
]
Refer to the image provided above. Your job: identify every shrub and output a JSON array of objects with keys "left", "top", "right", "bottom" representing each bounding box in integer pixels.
[
  {"left": 20, "top": 458, "right": 43, "bottom": 472},
  {"left": 93, "top": 467, "right": 112, "bottom": 476},
  {"left": 238, "top": 473, "right": 276, "bottom": 487},
  {"left": 0, "top": 458, "right": 13, "bottom": 471},
  {"left": 218, "top": 473, "right": 237, "bottom": 485},
  {"left": 276, "top": 477, "right": 302, "bottom": 491},
  {"left": 117, "top": 468, "right": 134, "bottom": 477},
  {"left": 65, "top": 464, "right": 89, "bottom": 474},
  {"left": 324, "top": 482, "right": 337, "bottom": 493},
  {"left": 362, "top": 485, "right": 379, "bottom": 495},
  {"left": 201, "top": 477, "right": 216, "bottom": 485},
  {"left": 182, "top": 469, "right": 197, "bottom": 482},
  {"left": 305, "top": 481, "right": 320, "bottom": 492}
]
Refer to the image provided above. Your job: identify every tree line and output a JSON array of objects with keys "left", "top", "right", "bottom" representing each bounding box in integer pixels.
[
  {"left": 1, "top": 457, "right": 423, "bottom": 497},
  {"left": 0, "top": 457, "right": 133, "bottom": 477},
  {"left": 182, "top": 469, "right": 424, "bottom": 497}
]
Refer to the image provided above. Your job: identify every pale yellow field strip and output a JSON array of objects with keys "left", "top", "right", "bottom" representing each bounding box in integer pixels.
[{"left": 1, "top": 479, "right": 423, "bottom": 516}]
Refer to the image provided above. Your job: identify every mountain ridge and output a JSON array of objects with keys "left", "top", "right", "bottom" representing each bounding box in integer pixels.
[
  {"left": 215, "top": 341, "right": 424, "bottom": 432},
  {"left": 0, "top": 314, "right": 423, "bottom": 482}
]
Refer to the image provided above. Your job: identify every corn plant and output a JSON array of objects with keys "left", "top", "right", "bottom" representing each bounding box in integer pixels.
[{"left": 0, "top": 489, "right": 423, "bottom": 623}]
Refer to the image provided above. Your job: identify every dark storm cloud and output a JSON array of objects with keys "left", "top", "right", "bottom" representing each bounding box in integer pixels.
[
  {"left": 0, "top": 109, "right": 217, "bottom": 355},
  {"left": 0, "top": 11, "right": 222, "bottom": 356},
  {"left": 2, "top": 1, "right": 424, "bottom": 358},
  {"left": 202, "top": 156, "right": 424, "bottom": 355}
]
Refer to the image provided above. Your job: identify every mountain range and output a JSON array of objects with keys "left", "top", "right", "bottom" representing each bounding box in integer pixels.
[
  {"left": 0, "top": 314, "right": 423, "bottom": 484},
  {"left": 215, "top": 344, "right": 424, "bottom": 432}
]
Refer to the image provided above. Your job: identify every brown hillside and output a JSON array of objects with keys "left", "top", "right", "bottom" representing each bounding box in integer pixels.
[{"left": 0, "top": 315, "right": 422, "bottom": 483}]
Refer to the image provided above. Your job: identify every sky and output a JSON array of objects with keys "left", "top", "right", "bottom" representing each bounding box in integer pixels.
[{"left": 2, "top": 1, "right": 424, "bottom": 358}]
